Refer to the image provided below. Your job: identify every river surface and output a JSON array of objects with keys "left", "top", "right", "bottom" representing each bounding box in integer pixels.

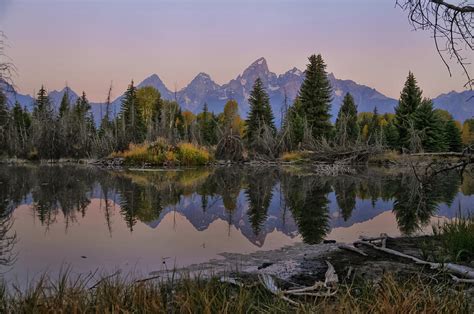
[{"left": 0, "top": 165, "right": 472, "bottom": 285}]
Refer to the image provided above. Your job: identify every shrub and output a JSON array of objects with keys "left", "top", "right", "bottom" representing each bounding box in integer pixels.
[
  {"left": 176, "top": 142, "right": 213, "bottom": 166},
  {"left": 433, "top": 215, "right": 474, "bottom": 261},
  {"left": 112, "top": 140, "right": 212, "bottom": 166}
]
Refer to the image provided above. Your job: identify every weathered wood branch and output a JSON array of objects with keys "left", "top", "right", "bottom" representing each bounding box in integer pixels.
[{"left": 355, "top": 240, "right": 474, "bottom": 279}]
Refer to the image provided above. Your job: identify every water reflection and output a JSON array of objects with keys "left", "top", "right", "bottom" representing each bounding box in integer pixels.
[{"left": 0, "top": 165, "right": 473, "bottom": 278}]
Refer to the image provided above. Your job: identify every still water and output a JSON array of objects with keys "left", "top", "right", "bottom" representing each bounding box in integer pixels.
[{"left": 0, "top": 165, "right": 472, "bottom": 284}]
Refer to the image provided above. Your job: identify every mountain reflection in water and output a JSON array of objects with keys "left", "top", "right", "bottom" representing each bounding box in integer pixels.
[{"left": 0, "top": 165, "right": 472, "bottom": 284}]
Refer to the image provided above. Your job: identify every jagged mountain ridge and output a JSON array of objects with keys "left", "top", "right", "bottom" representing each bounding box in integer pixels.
[{"left": 4, "top": 57, "right": 474, "bottom": 123}]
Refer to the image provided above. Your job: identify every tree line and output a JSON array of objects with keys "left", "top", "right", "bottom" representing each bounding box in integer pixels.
[{"left": 0, "top": 54, "right": 471, "bottom": 160}]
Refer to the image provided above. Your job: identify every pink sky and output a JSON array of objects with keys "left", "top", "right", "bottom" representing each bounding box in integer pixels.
[{"left": 0, "top": 0, "right": 471, "bottom": 101}]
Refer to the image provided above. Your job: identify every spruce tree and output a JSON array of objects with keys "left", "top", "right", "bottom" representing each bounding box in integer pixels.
[
  {"left": 11, "top": 101, "right": 31, "bottom": 157},
  {"left": 12, "top": 101, "right": 31, "bottom": 131},
  {"left": 199, "top": 103, "right": 217, "bottom": 145},
  {"left": 297, "top": 54, "right": 332, "bottom": 139},
  {"left": 245, "top": 77, "right": 275, "bottom": 144},
  {"left": 383, "top": 122, "right": 399, "bottom": 150},
  {"left": 120, "top": 81, "right": 145, "bottom": 145},
  {"left": 283, "top": 98, "right": 305, "bottom": 150},
  {"left": 32, "top": 86, "right": 57, "bottom": 159},
  {"left": 368, "top": 106, "right": 380, "bottom": 144},
  {"left": 59, "top": 88, "right": 71, "bottom": 118},
  {"left": 394, "top": 72, "right": 423, "bottom": 150},
  {"left": 0, "top": 90, "right": 9, "bottom": 154},
  {"left": 413, "top": 99, "right": 445, "bottom": 152},
  {"left": 33, "top": 86, "right": 54, "bottom": 118},
  {"left": 444, "top": 119, "right": 463, "bottom": 152},
  {"left": 335, "top": 93, "right": 358, "bottom": 145}
]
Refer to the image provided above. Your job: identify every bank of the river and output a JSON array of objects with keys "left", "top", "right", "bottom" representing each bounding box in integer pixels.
[{"left": 0, "top": 235, "right": 472, "bottom": 313}]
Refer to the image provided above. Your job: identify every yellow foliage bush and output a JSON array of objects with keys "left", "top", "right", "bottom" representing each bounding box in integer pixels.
[
  {"left": 113, "top": 140, "right": 212, "bottom": 166},
  {"left": 176, "top": 142, "right": 213, "bottom": 166}
]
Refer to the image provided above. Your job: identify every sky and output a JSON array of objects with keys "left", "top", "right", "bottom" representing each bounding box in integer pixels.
[{"left": 0, "top": 0, "right": 472, "bottom": 101}]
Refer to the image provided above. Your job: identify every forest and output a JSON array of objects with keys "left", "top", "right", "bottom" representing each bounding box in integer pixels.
[{"left": 1, "top": 54, "right": 473, "bottom": 165}]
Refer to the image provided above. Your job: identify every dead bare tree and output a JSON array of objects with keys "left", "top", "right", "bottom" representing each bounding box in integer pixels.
[
  {"left": 396, "top": 1, "right": 474, "bottom": 88},
  {"left": 0, "top": 31, "right": 16, "bottom": 95}
]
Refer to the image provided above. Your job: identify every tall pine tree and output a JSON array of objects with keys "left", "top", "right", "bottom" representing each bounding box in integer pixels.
[
  {"left": 297, "top": 54, "right": 332, "bottom": 139},
  {"left": 58, "top": 88, "right": 71, "bottom": 118},
  {"left": 245, "top": 77, "right": 276, "bottom": 144},
  {"left": 335, "top": 93, "right": 358, "bottom": 145},
  {"left": 394, "top": 72, "right": 422, "bottom": 150},
  {"left": 32, "top": 86, "right": 57, "bottom": 159},
  {"left": 119, "top": 81, "right": 145, "bottom": 146}
]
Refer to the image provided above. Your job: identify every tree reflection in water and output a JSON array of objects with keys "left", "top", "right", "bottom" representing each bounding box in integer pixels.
[
  {"left": 0, "top": 165, "right": 470, "bottom": 249},
  {"left": 281, "top": 173, "right": 331, "bottom": 244}
]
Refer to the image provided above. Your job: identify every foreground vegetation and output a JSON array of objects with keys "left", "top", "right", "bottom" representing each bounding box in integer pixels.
[
  {"left": 0, "top": 271, "right": 469, "bottom": 313},
  {"left": 432, "top": 215, "right": 474, "bottom": 262}
]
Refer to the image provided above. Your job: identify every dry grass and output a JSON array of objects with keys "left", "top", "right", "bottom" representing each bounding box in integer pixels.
[
  {"left": 0, "top": 270, "right": 468, "bottom": 313},
  {"left": 112, "top": 139, "right": 213, "bottom": 166},
  {"left": 281, "top": 151, "right": 308, "bottom": 163}
]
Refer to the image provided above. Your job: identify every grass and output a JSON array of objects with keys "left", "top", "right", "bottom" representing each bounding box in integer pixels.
[
  {"left": 281, "top": 151, "right": 309, "bottom": 163},
  {"left": 0, "top": 270, "right": 469, "bottom": 313},
  {"left": 433, "top": 215, "right": 474, "bottom": 262},
  {"left": 112, "top": 138, "right": 213, "bottom": 167}
]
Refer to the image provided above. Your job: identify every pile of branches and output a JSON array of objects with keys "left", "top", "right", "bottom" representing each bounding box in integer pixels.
[
  {"left": 215, "top": 133, "right": 244, "bottom": 162},
  {"left": 247, "top": 124, "right": 281, "bottom": 161},
  {"left": 307, "top": 140, "right": 384, "bottom": 164}
]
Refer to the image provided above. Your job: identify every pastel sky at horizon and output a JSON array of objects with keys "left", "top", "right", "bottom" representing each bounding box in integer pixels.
[{"left": 0, "top": 0, "right": 472, "bottom": 102}]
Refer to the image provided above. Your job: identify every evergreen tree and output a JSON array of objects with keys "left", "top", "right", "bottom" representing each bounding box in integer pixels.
[
  {"left": 383, "top": 122, "right": 400, "bottom": 150},
  {"left": 297, "top": 54, "right": 332, "bottom": 139},
  {"left": 245, "top": 77, "right": 275, "bottom": 144},
  {"left": 394, "top": 72, "right": 423, "bottom": 150},
  {"left": 119, "top": 81, "right": 145, "bottom": 146},
  {"left": 283, "top": 98, "right": 305, "bottom": 150},
  {"left": 0, "top": 91, "right": 10, "bottom": 154},
  {"left": 32, "top": 86, "right": 58, "bottom": 159},
  {"left": 413, "top": 98, "right": 445, "bottom": 152},
  {"left": 58, "top": 88, "right": 71, "bottom": 118},
  {"left": 368, "top": 106, "right": 380, "bottom": 144},
  {"left": 199, "top": 103, "right": 218, "bottom": 145},
  {"left": 33, "top": 86, "right": 54, "bottom": 118},
  {"left": 335, "top": 93, "right": 358, "bottom": 145},
  {"left": 12, "top": 101, "right": 31, "bottom": 131},
  {"left": 444, "top": 119, "right": 463, "bottom": 152},
  {"left": 9, "top": 101, "right": 31, "bottom": 157}
]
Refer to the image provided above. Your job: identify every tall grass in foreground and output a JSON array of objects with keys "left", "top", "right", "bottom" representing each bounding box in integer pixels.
[
  {"left": 433, "top": 214, "right": 474, "bottom": 262},
  {"left": 0, "top": 270, "right": 468, "bottom": 313}
]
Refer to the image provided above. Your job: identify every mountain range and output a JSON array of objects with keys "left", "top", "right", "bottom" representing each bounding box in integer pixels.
[{"left": 4, "top": 57, "right": 474, "bottom": 124}]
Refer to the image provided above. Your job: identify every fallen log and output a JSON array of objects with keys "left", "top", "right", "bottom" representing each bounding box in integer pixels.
[{"left": 355, "top": 240, "right": 474, "bottom": 280}]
